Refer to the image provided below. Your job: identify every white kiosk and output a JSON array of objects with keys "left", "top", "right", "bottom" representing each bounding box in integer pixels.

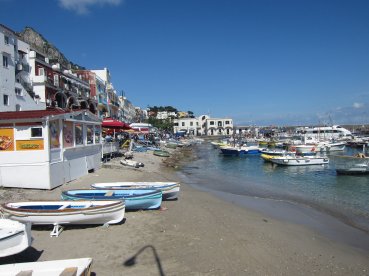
[{"left": 0, "top": 109, "right": 102, "bottom": 189}]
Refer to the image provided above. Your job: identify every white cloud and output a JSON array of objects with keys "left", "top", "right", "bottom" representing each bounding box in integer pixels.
[
  {"left": 58, "top": 0, "right": 122, "bottom": 14},
  {"left": 353, "top": 102, "right": 364, "bottom": 109}
]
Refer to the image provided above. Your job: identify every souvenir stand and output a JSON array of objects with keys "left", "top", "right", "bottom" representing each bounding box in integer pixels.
[{"left": 0, "top": 109, "right": 102, "bottom": 189}]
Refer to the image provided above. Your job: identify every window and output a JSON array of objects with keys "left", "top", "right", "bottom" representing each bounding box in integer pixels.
[
  {"left": 15, "top": 104, "right": 21, "bottom": 111},
  {"left": 31, "top": 127, "right": 43, "bottom": 138},
  {"left": 190, "top": 122, "right": 193, "bottom": 126},
  {"left": 225, "top": 121, "right": 230, "bottom": 125},
  {"left": 3, "top": 94, "right": 9, "bottom": 106},
  {"left": 15, "top": 88, "right": 22, "bottom": 96},
  {"left": 38, "top": 67, "right": 45, "bottom": 76},
  {"left": 4, "top": 36, "right": 9, "bottom": 45},
  {"left": 182, "top": 122, "right": 185, "bottom": 126},
  {"left": 75, "top": 124, "right": 83, "bottom": 145},
  {"left": 3, "top": 55, "right": 8, "bottom": 68},
  {"left": 86, "top": 125, "right": 93, "bottom": 144},
  {"left": 210, "top": 121, "right": 214, "bottom": 125}
]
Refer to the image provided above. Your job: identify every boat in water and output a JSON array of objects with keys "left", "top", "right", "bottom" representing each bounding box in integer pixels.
[
  {"left": 91, "top": 182, "right": 180, "bottom": 200},
  {"left": 0, "top": 219, "right": 32, "bottom": 257},
  {"left": 220, "top": 144, "right": 261, "bottom": 156},
  {"left": 332, "top": 153, "right": 369, "bottom": 175},
  {"left": 269, "top": 154, "right": 329, "bottom": 166},
  {"left": 61, "top": 189, "right": 162, "bottom": 210}
]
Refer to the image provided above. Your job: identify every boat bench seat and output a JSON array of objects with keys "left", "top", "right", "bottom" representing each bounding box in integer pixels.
[
  {"left": 105, "top": 191, "right": 114, "bottom": 196},
  {"left": 16, "top": 271, "right": 33, "bottom": 276},
  {"left": 60, "top": 267, "right": 78, "bottom": 276}
]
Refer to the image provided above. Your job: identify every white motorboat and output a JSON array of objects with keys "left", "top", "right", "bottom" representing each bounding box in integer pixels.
[
  {"left": 315, "top": 141, "right": 346, "bottom": 152},
  {"left": 91, "top": 182, "right": 180, "bottom": 200},
  {"left": 0, "top": 257, "right": 92, "bottom": 276},
  {"left": 1, "top": 200, "right": 125, "bottom": 237},
  {"left": 0, "top": 219, "right": 32, "bottom": 257},
  {"left": 270, "top": 154, "right": 329, "bottom": 166}
]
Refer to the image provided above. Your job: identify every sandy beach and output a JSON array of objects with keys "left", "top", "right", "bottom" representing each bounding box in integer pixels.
[{"left": 1, "top": 146, "right": 369, "bottom": 275}]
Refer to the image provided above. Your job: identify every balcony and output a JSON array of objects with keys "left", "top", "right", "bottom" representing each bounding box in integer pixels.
[{"left": 33, "top": 75, "right": 47, "bottom": 83}]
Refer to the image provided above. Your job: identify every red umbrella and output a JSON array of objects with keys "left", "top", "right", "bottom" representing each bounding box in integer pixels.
[{"left": 102, "top": 118, "right": 132, "bottom": 130}]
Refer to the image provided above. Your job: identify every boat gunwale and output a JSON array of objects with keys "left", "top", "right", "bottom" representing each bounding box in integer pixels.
[
  {"left": 1, "top": 200, "right": 125, "bottom": 214},
  {"left": 61, "top": 189, "right": 163, "bottom": 200}
]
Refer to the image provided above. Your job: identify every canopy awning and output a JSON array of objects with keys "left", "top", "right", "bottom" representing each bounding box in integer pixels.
[{"left": 102, "top": 118, "right": 131, "bottom": 129}]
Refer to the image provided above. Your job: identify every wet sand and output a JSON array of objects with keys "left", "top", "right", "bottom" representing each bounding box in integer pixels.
[{"left": 0, "top": 147, "right": 369, "bottom": 275}]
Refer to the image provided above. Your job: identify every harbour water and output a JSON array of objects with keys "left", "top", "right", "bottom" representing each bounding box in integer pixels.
[{"left": 177, "top": 142, "right": 369, "bottom": 244}]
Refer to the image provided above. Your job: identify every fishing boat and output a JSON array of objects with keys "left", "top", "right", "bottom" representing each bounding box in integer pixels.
[
  {"left": 270, "top": 154, "right": 329, "bottom": 166},
  {"left": 332, "top": 153, "right": 369, "bottom": 175},
  {"left": 1, "top": 200, "right": 125, "bottom": 237},
  {"left": 0, "top": 219, "right": 32, "bottom": 257},
  {"left": 91, "top": 182, "right": 180, "bottom": 200},
  {"left": 120, "top": 159, "right": 144, "bottom": 168},
  {"left": 61, "top": 189, "right": 162, "bottom": 210},
  {"left": 0, "top": 257, "right": 92, "bottom": 276},
  {"left": 220, "top": 144, "right": 261, "bottom": 156},
  {"left": 153, "top": 150, "right": 170, "bottom": 157}
]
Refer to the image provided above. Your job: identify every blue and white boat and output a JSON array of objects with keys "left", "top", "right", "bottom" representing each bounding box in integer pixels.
[
  {"left": 61, "top": 189, "right": 162, "bottom": 210},
  {"left": 91, "top": 182, "right": 180, "bottom": 200},
  {"left": 220, "top": 144, "right": 261, "bottom": 156}
]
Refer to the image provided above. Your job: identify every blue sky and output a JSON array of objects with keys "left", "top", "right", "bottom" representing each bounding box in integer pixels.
[{"left": 1, "top": 0, "right": 369, "bottom": 125}]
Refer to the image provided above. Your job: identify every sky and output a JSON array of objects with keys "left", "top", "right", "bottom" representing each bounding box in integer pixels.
[{"left": 1, "top": 0, "right": 369, "bottom": 126}]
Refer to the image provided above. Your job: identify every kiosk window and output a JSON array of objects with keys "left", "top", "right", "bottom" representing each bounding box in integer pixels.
[
  {"left": 31, "top": 127, "right": 43, "bottom": 138},
  {"left": 75, "top": 124, "right": 83, "bottom": 145}
]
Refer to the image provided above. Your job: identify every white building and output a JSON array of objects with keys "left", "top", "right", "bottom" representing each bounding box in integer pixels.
[
  {"left": 156, "top": 111, "right": 176, "bottom": 120},
  {"left": 0, "top": 24, "right": 42, "bottom": 112},
  {"left": 173, "top": 115, "right": 234, "bottom": 136}
]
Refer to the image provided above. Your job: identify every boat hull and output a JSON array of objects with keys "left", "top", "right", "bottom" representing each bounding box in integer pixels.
[
  {"left": 1, "top": 201, "right": 125, "bottom": 226},
  {"left": 91, "top": 182, "right": 180, "bottom": 200},
  {"left": 0, "top": 219, "right": 32, "bottom": 257},
  {"left": 270, "top": 156, "right": 329, "bottom": 166},
  {"left": 0, "top": 258, "right": 92, "bottom": 276},
  {"left": 61, "top": 189, "right": 162, "bottom": 210}
]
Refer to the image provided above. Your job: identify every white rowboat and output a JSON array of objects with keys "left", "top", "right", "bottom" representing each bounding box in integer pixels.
[
  {"left": 91, "top": 182, "right": 180, "bottom": 200},
  {"left": 1, "top": 200, "right": 125, "bottom": 237},
  {"left": 0, "top": 219, "right": 32, "bottom": 257},
  {"left": 0, "top": 257, "right": 92, "bottom": 276}
]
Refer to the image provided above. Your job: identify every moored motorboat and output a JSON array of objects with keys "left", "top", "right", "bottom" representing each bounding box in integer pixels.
[
  {"left": 0, "top": 219, "right": 32, "bottom": 257},
  {"left": 332, "top": 153, "right": 369, "bottom": 175},
  {"left": 0, "top": 257, "right": 92, "bottom": 276},
  {"left": 61, "top": 189, "right": 162, "bottom": 210},
  {"left": 1, "top": 200, "right": 125, "bottom": 237},
  {"left": 91, "top": 182, "right": 180, "bottom": 200},
  {"left": 270, "top": 154, "right": 329, "bottom": 166},
  {"left": 220, "top": 144, "right": 261, "bottom": 156}
]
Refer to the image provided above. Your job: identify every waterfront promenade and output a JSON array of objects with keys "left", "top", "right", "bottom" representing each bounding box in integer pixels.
[{"left": 0, "top": 147, "right": 368, "bottom": 275}]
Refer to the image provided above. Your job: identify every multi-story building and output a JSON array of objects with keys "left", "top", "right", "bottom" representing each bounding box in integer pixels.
[
  {"left": 156, "top": 111, "right": 176, "bottom": 120},
  {"left": 29, "top": 51, "right": 94, "bottom": 113},
  {"left": 75, "top": 70, "right": 106, "bottom": 118},
  {"left": 173, "top": 117, "right": 199, "bottom": 136},
  {"left": 91, "top": 68, "right": 120, "bottom": 119},
  {"left": 173, "top": 115, "right": 234, "bottom": 136},
  {"left": 0, "top": 24, "right": 42, "bottom": 112}
]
